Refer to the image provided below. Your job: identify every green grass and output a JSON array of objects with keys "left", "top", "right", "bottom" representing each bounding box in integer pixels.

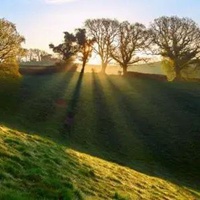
[
  {"left": 0, "top": 70, "right": 200, "bottom": 199},
  {"left": 0, "top": 125, "right": 199, "bottom": 199}
]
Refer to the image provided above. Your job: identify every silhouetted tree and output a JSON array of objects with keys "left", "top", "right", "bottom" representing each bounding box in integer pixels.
[
  {"left": 33, "top": 49, "right": 49, "bottom": 61},
  {"left": 111, "top": 21, "right": 149, "bottom": 75},
  {"left": 27, "top": 49, "right": 34, "bottom": 61},
  {"left": 0, "top": 18, "right": 25, "bottom": 63},
  {"left": 85, "top": 18, "right": 119, "bottom": 74},
  {"left": 49, "top": 32, "right": 77, "bottom": 61},
  {"left": 149, "top": 16, "right": 200, "bottom": 80},
  {"left": 75, "top": 29, "right": 95, "bottom": 73}
]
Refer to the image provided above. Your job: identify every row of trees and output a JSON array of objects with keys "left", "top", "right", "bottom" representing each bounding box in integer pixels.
[
  {"left": 1, "top": 16, "right": 200, "bottom": 80},
  {"left": 23, "top": 49, "right": 50, "bottom": 62},
  {"left": 16, "top": 48, "right": 53, "bottom": 62},
  {"left": 50, "top": 16, "right": 200, "bottom": 79}
]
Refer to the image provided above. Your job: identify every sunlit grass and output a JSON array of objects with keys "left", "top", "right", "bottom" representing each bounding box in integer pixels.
[{"left": 0, "top": 125, "right": 199, "bottom": 199}]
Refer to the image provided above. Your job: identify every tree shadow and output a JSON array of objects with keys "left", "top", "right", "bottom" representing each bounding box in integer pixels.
[
  {"left": 105, "top": 76, "right": 163, "bottom": 169},
  {"left": 0, "top": 71, "right": 76, "bottom": 140},
  {"left": 61, "top": 69, "right": 85, "bottom": 136},
  {"left": 106, "top": 76, "right": 200, "bottom": 192},
  {"left": 90, "top": 72, "right": 125, "bottom": 161}
]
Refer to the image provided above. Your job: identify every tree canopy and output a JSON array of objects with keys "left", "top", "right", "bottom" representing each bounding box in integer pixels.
[
  {"left": 50, "top": 29, "right": 94, "bottom": 72},
  {"left": 48, "top": 16, "right": 200, "bottom": 78},
  {"left": 149, "top": 16, "right": 200, "bottom": 80},
  {"left": 111, "top": 21, "right": 149, "bottom": 75},
  {"left": 85, "top": 18, "right": 119, "bottom": 73},
  {"left": 49, "top": 32, "right": 77, "bottom": 61},
  {"left": 0, "top": 18, "right": 25, "bottom": 63},
  {"left": 75, "top": 29, "right": 95, "bottom": 72}
]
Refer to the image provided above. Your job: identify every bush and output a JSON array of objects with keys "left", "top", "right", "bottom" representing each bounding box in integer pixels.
[
  {"left": 161, "top": 58, "right": 176, "bottom": 81},
  {"left": 126, "top": 71, "right": 167, "bottom": 81},
  {"left": 0, "top": 63, "right": 20, "bottom": 78},
  {"left": 55, "top": 57, "right": 77, "bottom": 72},
  {"left": 19, "top": 58, "right": 78, "bottom": 75}
]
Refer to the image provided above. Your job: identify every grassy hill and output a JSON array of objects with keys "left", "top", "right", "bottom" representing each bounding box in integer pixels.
[
  {"left": 0, "top": 71, "right": 200, "bottom": 199},
  {"left": 0, "top": 125, "right": 199, "bottom": 200}
]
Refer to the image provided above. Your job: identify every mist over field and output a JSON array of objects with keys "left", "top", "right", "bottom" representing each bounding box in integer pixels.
[{"left": 75, "top": 62, "right": 161, "bottom": 74}]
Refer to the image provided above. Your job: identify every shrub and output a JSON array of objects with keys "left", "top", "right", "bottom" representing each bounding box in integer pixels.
[
  {"left": 161, "top": 58, "right": 176, "bottom": 81},
  {"left": 0, "top": 63, "right": 20, "bottom": 78},
  {"left": 55, "top": 57, "right": 77, "bottom": 72},
  {"left": 19, "top": 58, "right": 78, "bottom": 75}
]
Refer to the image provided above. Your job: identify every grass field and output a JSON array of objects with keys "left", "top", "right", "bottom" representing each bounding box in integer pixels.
[{"left": 0, "top": 70, "right": 200, "bottom": 199}]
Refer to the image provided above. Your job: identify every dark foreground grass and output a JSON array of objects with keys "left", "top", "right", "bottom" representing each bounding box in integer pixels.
[{"left": 0, "top": 71, "right": 200, "bottom": 199}]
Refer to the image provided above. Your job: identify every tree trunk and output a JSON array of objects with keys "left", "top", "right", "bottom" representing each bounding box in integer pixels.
[
  {"left": 123, "top": 65, "right": 128, "bottom": 76},
  {"left": 100, "top": 62, "right": 107, "bottom": 74},
  {"left": 174, "top": 66, "right": 182, "bottom": 81},
  {"left": 81, "top": 59, "right": 86, "bottom": 73}
]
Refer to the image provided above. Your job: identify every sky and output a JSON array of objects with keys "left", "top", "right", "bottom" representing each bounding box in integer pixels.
[{"left": 0, "top": 0, "right": 200, "bottom": 53}]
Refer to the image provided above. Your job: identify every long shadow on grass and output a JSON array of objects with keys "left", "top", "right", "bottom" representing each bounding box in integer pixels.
[
  {"left": 91, "top": 73, "right": 124, "bottom": 161},
  {"left": 61, "top": 69, "right": 84, "bottom": 136},
  {"left": 105, "top": 77, "right": 163, "bottom": 169},
  {"left": 110, "top": 76, "right": 200, "bottom": 190},
  {"left": 124, "top": 77, "right": 200, "bottom": 178},
  {"left": 0, "top": 71, "right": 76, "bottom": 140}
]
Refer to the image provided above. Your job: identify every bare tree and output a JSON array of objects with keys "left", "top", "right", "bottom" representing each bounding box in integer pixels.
[
  {"left": 33, "top": 49, "right": 48, "bottom": 61},
  {"left": 27, "top": 49, "right": 34, "bottom": 61},
  {"left": 111, "top": 21, "right": 149, "bottom": 75},
  {"left": 27, "top": 49, "right": 49, "bottom": 62},
  {"left": 149, "top": 16, "right": 200, "bottom": 80},
  {"left": 85, "top": 18, "right": 119, "bottom": 74},
  {"left": 0, "top": 18, "right": 25, "bottom": 63}
]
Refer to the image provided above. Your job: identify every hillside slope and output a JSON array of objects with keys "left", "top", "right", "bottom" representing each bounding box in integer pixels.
[{"left": 0, "top": 125, "right": 199, "bottom": 200}]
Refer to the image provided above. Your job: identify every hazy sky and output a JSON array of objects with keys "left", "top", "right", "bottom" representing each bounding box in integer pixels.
[{"left": 1, "top": 0, "right": 200, "bottom": 53}]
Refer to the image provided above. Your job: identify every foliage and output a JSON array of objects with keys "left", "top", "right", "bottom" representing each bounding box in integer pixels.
[
  {"left": 50, "top": 29, "right": 94, "bottom": 72},
  {"left": 75, "top": 28, "right": 95, "bottom": 72},
  {"left": 85, "top": 18, "right": 119, "bottom": 73},
  {"left": 0, "top": 18, "right": 25, "bottom": 63},
  {"left": 149, "top": 16, "right": 200, "bottom": 80},
  {"left": 0, "top": 63, "right": 20, "bottom": 78},
  {"left": 161, "top": 58, "right": 176, "bottom": 81},
  {"left": 49, "top": 32, "right": 77, "bottom": 61}
]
